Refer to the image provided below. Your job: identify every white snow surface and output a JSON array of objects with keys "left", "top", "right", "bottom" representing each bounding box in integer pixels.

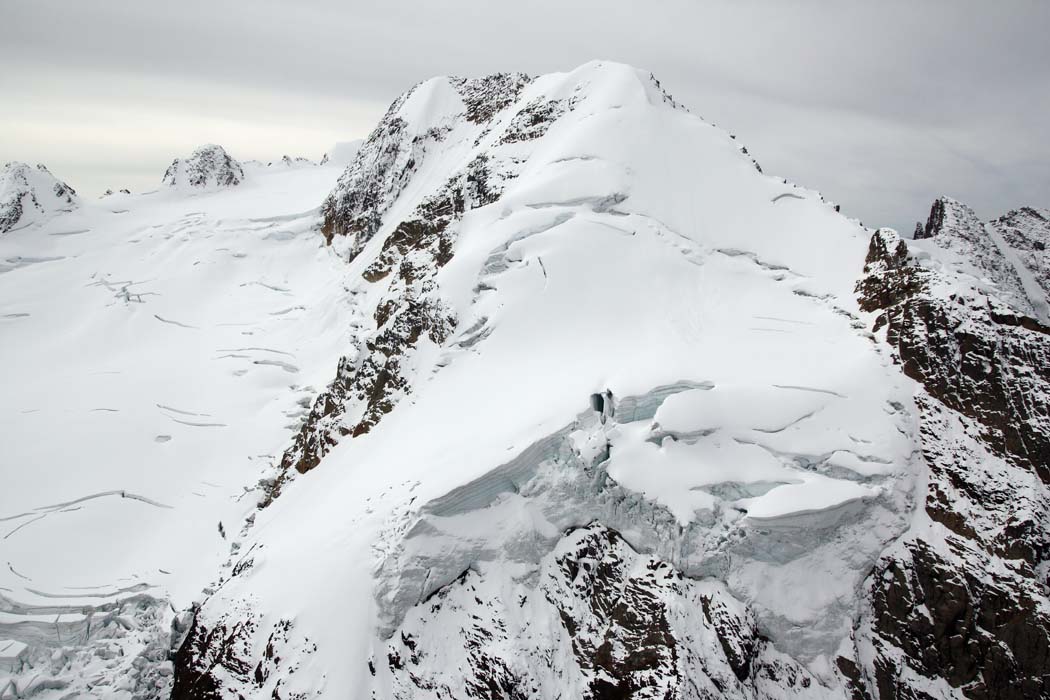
[
  {"left": 319, "top": 139, "right": 364, "bottom": 167},
  {"left": 192, "top": 61, "right": 917, "bottom": 697},
  {"left": 0, "top": 162, "right": 351, "bottom": 646}
]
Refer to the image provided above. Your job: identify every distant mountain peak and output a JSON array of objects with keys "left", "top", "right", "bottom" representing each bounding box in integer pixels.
[
  {"left": 320, "top": 139, "right": 364, "bottom": 167},
  {"left": 912, "top": 195, "right": 1050, "bottom": 322},
  {"left": 0, "top": 161, "right": 79, "bottom": 233},
  {"left": 914, "top": 195, "right": 979, "bottom": 240},
  {"left": 270, "top": 155, "right": 316, "bottom": 168},
  {"left": 162, "top": 144, "right": 244, "bottom": 189}
]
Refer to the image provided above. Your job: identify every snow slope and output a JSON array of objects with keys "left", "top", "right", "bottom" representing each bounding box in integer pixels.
[
  {"left": 173, "top": 62, "right": 918, "bottom": 699},
  {"left": 0, "top": 156, "right": 352, "bottom": 697}
]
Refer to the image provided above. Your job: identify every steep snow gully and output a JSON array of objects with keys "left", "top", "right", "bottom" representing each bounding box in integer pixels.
[{"left": 1, "top": 61, "right": 1048, "bottom": 700}]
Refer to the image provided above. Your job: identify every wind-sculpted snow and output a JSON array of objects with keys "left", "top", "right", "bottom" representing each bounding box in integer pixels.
[
  {"left": 373, "top": 382, "right": 912, "bottom": 663},
  {"left": 0, "top": 162, "right": 78, "bottom": 233}
]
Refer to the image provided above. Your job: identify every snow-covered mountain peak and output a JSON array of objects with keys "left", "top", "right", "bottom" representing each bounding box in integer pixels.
[
  {"left": 5, "top": 61, "right": 1050, "bottom": 700},
  {"left": 0, "top": 161, "right": 78, "bottom": 233},
  {"left": 911, "top": 195, "right": 1050, "bottom": 322},
  {"left": 168, "top": 61, "right": 927, "bottom": 698},
  {"left": 266, "top": 155, "right": 317, "bottom": 169},
  {"left": 321, "top": 61, "right": 760, "bottom": 259},
  {"left": 162, "top": 143, "right": 245, "bottom": 189},
  {"left": 913, "top": 195, "right": 979, "bottom": 241}
]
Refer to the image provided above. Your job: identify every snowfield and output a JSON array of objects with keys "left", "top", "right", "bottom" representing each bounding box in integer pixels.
[
  {"left": 2, "top": 60, "right": 1048, "bottom": 700},
  {"left": 0, "top": 157, "right": 354, "bottom": 696}
]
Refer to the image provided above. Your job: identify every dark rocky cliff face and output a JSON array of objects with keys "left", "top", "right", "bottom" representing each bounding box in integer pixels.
[
  {"left": 855, "top": 221, "right": 1050, "bottom": 700},
  {"left": 859, "top": 229, "right": 1050, "bottom": 477}
]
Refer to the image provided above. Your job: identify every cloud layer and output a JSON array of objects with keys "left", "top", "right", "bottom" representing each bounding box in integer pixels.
[{"left": 2, "top": 0, "right": 1047, "bottom": 232}]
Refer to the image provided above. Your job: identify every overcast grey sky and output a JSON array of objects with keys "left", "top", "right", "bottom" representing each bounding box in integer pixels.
[{"left": 2, "top": 0, "right": 1047, "bottom": 233}]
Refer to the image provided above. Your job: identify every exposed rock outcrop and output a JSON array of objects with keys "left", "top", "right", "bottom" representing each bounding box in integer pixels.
[
  {"left": 318, "top": 73, "right": 532, "bottom": 257},
  {"left": 861, "top": 224, "right": 1050, "bottom": 477},
  {"left": 856, "top": 207, "right": 1050, "bottom": 699},
  {"left": 385, "top": 523, "right": 822, "bottom": 700},
  {"left": 270, "top": 155, "right": 315, "bottom": 168},
  {"left": 270, "top": 73, "right": 559, "bottom": 495}
]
